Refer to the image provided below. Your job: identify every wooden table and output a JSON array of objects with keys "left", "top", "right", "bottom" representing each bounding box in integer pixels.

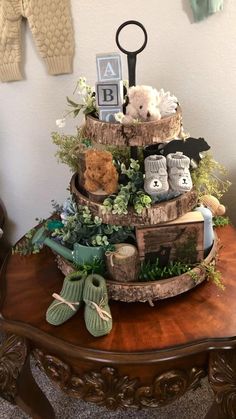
[
  {"left": 0, "top": 204, "right": 5, "bottom": 266},
  {"left": 0, "top": 225, "right": 236, "bottom": 419}
]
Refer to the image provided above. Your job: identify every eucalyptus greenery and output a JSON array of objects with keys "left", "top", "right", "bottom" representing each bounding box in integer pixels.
[
  {"left": 103, "top": 159, "right": 152, "bottom": 215},
  {"left": 51, "top": 127, "right": 91, "bottom": 172},
  {"left": 191, "top": 153, "right": 231, "bottom": 199},
  {"left": 12, "top": 227, "right": 43, "bottom": 256},
  {"left": 52, "top": 196, "right": 135, "bottom": 250},
  {"left": 65, "top": 77, "right": 98, "bottom": 118}
]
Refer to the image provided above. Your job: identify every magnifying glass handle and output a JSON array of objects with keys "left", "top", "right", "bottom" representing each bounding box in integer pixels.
[{"left": 127, "top": 53, "right": 137, "bottom": 87}]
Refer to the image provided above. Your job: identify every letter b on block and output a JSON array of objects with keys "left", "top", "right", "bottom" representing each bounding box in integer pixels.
[
  {"left": 96, "top": 81, "right": 123, "bottom": 107},
  {"left": 96, "top": 53, "right": 122, "bottom": 82}
]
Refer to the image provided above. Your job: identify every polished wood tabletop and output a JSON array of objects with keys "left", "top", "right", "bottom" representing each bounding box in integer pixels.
[{"left": 0, "top": 225, "right": 235, "bottom": 356}]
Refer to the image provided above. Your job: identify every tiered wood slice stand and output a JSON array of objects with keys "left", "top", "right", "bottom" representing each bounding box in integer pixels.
[
  {"left": 85, "top": 106, "right": 182, "bottom": 146},
  {"left": 71, "top": 173, "right": 198, "bottom": 226},
  {"left": 68, "top": 109, "right": 218, "bottom": 303}
]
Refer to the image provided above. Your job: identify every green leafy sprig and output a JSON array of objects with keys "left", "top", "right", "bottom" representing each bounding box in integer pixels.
[
  {"left": 202, "top": 262, "right": 225, "bottom": 290},
  {"left": 191, "top": 153, "right": 231, "bottom": 199},
  {"left": 103, "top": 159, "right": 152, "bottom": 216},
  {"left": 51, "top": 127, "right": 91, "bottom": 172},
  {"left": 12, "top": 227, "right": 43, "bottom": 256},
  {"left": 65, "top": 77, "right": 98, "bottom": 118},
  {"left": 139, "top": 257, "right": 225, "bottom": 290},
  {"left": 73, "top": 257, "right": 106, "bottom": 276},
  {"left": 139, "top": 259, "right": 192, "bottom": 282},
  {"left": 52, "top": 198, "right": 135, "bottom": 250},
  {"left": 213, "top": 215, "right": 230, "bottom": 227}
]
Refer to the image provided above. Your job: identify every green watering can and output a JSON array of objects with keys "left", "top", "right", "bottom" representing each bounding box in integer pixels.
[{"left": 32, "top": 226, "right": 104, "bottom": 265}]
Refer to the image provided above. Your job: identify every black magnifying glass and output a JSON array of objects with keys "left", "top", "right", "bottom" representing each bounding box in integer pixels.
[{"left": 116, "top": 20, "right": 148, "bottom": 87}]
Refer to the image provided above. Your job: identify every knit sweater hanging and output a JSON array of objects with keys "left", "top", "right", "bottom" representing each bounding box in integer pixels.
[
  {"left": 0, "top": 0, "right": 75, "bottom": 82},
  {"left": 190, "top": 0, "right": 224, "bottom": 22}
]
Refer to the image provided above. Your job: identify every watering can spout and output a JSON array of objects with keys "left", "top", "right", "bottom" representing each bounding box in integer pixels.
[
  {"left": 32, "top": 226, "right": 74, "bottom": 262},
  {"left": 44, "top": 237, "right": 74, "bottom": 261}
]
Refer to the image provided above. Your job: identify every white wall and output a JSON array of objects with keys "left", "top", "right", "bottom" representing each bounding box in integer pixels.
[{"left": 1, "top": 0, "right": 235, "bottom": 245}]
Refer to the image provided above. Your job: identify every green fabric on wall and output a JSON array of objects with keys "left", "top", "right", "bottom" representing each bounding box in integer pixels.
[{"left": 190, "top": 0, "right": 224, "bottom": 22}]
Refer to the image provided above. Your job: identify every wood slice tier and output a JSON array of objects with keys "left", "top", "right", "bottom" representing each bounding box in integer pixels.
[
  {"left": 84, "top": 107, "right": 182, "bottom": 147},
  {"left": 70, "top": 174, "right": 198, "bottom": 226},
  {"left": 55, "top": 233, "right": 218, "bottom": 304}
]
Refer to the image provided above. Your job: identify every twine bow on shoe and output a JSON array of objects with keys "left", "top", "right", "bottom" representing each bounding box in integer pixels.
[
  {"left": 48, "top": 293, "right": 81, "bottom": 312},
  {"left": 84, "top": 298, "right": 112, "bottom": 322}
]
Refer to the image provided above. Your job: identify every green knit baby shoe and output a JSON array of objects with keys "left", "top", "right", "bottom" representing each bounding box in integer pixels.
[
  {"left": 46, "top": 271, "right": 86, "bottom": 326},
  {"left": 83, "top": 274, "right": 112, "bottom": 337}
]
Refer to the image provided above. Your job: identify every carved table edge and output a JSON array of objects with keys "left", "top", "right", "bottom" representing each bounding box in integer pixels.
[
  {"left": 1, "top": 318, "right": 236, "bottom": 365},
  {"left": 0, "top": 333, "right": 28, "bottom": 403},
  {"left": 207, "top": 348, "right": 236, "bottom": 419},
  {"left": 32, "top": 347, "right": 206, "bottom": 410}
]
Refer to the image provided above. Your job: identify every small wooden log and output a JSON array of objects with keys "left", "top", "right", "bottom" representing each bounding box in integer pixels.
[
  {"left": 70, "top": 174, "right": 198, "bottom": 226},
  {"left": 105, "top": 244, "right": 140, "bottom": 282},
  {"left": 84, "top": 106, "right": 182, "bottom": 147},
  {"left": 87, "top": 189, "right": 110, "bottom": 203}
]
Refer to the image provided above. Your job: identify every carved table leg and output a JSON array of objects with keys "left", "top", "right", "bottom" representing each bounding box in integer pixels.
[
  {"left": 206, "top": 349, "right": 236, "bottom": 419},
  {"left": 0, "top": 334, "right": 55, "bottom": 419}
]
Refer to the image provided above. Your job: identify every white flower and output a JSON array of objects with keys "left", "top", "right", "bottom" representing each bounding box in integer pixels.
[
  {"left": 114, "top": 112, "right": 125, "bottom": 123},
  {"left": 56, "top": 118, "right": 66, "bottom": 128},
  {"left": 157, "top": 89, "right": 178, "bottom": 117}
]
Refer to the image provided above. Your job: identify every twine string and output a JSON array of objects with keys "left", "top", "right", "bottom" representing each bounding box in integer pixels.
[
  {"left": 48, "top": 293, "right": 80, "bottom": 313},
  {"left": 85, "top": 297, "right": 111, "bottom": 322},
  {"left": 105, "top": 249, "right": 120, "bottom": 267}
]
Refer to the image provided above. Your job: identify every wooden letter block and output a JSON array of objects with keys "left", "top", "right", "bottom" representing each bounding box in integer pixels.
[
  {"left": 99, "top": 106, "right": 123, "bottom": 123},
  {"left": 136, "top": 211, "right": 204, "bottom": 265},
  {"left": 96, "top": 53, "right": 122, "bottom": 81},
  {"left": 96, "top": 81, "right": 123, "bottom": 107}
]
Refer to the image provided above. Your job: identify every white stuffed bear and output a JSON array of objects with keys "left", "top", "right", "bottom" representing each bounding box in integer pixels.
[
  {"left": 115, "top": 85, "right": 178, "bottom": 124},
  {"left": 119, "top": 85, "right": 161, "bottom": 124}
]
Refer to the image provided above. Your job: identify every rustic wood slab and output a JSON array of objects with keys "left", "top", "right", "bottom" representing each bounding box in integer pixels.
[
  {"left": 70, "top": 173, "right": 198, "bottom": 226},
  {"left": 55, "top": 232, "right": 218, "bottom": 304},
  {"left": 84, "top": 106, "right": 182, "bottom": 147}
]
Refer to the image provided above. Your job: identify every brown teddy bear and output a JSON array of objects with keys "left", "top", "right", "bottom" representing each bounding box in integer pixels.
[{"left": 84, "top": 149, "right": 118, "bottom": 195}]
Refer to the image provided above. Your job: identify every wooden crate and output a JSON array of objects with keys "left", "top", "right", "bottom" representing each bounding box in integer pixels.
[{"left": 136, "top": 211, "right": 204, "bottom": 265}]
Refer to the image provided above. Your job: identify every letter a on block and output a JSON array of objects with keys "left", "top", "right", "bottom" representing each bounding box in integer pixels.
[
  {"left": 104, "top": 62, "right": 116, "bottom": 78},
  {"left": 96, "top": 53, "right": 122, "bottom": 82}
]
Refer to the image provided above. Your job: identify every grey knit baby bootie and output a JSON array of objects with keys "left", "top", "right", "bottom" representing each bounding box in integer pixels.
[
  {"left": 83, "top": 274, "right": 112, "bottom": 337},
  {"left": 46, "top": 271, "right": 86, "bottom": 326},
  {"left": 144, "top": 155, "right": 169, "bottom": 197},
  {"left": 167, "top": 152, "right": 192, "bottom": 193}
]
